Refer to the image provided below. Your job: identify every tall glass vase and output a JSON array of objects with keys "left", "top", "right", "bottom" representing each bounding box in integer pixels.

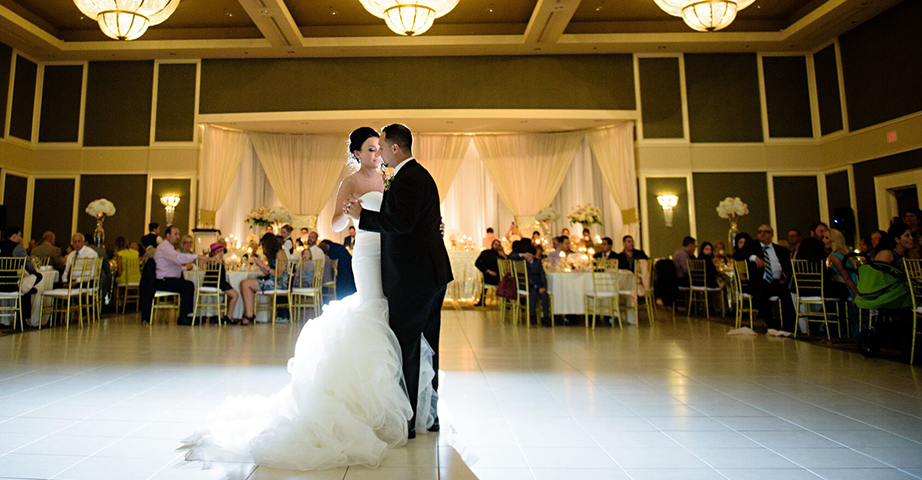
[
  {"left": 94, "top": 214, "right": 106, "bottom": 247},
  {"left": 727, "top": 214, "right": 739, "bottom": 249}
]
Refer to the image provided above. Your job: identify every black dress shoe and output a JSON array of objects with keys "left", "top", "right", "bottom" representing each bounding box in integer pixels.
[
  {"left": 177, "top": 320, "right": 193, "bottom": 326},
  {"left": 428, "top": 419, "right": 440, "bottom": 432},
  {"left": 408, "top": 428, "right": 416, "bottom": 439}
]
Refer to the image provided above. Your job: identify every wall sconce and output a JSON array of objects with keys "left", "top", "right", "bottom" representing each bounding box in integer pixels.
[
  {"left": 657, "top": 194, "right": 679, "bottom": 227},
  {"left": 160, "top": 194, "right": 181, "bottom": 225}
]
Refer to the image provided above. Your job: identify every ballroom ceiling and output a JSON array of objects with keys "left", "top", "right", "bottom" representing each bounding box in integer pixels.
[{"left": 0, "top": 0, "right": 902, "bottom": 61}]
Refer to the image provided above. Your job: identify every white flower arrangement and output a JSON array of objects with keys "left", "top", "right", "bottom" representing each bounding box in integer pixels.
[
  {"left": 535, "top": 207, "right": 560, "bottom": 223},
  {"left": 716, "top": 197, "right": 749, "bottom": 219},
  {"left": 568, "top": 204, "right": 603, "bottom": 226},
  {"left": 246, "top": 206, "right": 292, "bottom": 228},
  {"left": 85, "top": 198, "right": 116, "bottom": 217}
]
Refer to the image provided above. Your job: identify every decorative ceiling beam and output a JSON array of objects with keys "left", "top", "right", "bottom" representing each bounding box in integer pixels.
[
  {"left": 523, "top": 0, "right": 582, "bottom": 45},
  {"left": 236, "top": 0, "right": 303, "bottom": 51}
]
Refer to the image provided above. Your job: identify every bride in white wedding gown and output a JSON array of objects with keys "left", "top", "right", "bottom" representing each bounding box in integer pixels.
[{"left": 181, "top": 127, "right": 435, "bottom": 471}]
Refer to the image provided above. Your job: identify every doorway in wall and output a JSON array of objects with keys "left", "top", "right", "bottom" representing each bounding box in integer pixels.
[{"left": 875, "top": 169, "right": 922, "bottom": 230}]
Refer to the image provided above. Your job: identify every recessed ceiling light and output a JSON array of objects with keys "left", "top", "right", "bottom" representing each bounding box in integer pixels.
[
  {"left": 595, "top": 6, "right": 603, "bottom": 11},
  {"left": 554, "top": 5, "right": 564, "bottom": 10},
  {"left": 260, "top": 10, "right": 270, "bottom": 15},
  {"left": 331, "top": 10, "right": 338, "bottom": 15},
  {"left": 226, "top": 12, "right": 234, "bottom": 17}
]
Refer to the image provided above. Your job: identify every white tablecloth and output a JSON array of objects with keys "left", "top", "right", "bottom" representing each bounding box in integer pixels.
[
  {"left": 446, "top": 251, "right": 482, "bottom": 302},
  {"left": 547, "top": 271, "right": 637, "bottom": 324},
  {"left": 0, "top": 268, "right": 59, "bottom": 328}
]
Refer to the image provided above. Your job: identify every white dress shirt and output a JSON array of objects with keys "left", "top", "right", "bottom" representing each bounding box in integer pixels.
[
  {"left": 63, "top": 247, "right": 99, "bottom": 283},
  {"left": 750, "top": 242, "right": 782, "bottom": 280}
]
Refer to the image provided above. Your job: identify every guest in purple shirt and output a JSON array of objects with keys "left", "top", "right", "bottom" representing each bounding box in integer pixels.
[{"left": 154, "top": 226, "right": 204, "bottom": 325}]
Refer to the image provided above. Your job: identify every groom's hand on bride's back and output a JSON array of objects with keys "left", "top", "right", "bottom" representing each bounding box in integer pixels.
[{"left": 440, "top": 217, "right": 445, "bottom": 238}]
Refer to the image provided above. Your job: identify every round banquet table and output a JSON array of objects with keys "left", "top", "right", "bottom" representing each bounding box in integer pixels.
[
  {"left": 0, "top": 268, "right": 60, "bottom": 328},
  {"left": 546, "top": 270, "right": 637, "bottom": 325},
  {"left": 446, "top": 251, "right": 482, "bottom": 303},
  {"left": 184, "top": 269, "right": 268, "bottom": 321}
]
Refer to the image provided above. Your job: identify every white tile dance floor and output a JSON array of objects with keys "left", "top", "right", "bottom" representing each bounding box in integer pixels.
[{"left": 1, "top": 308, "right": 922, "bottom": 480}]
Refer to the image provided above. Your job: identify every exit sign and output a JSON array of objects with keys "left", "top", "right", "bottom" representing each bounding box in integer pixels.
[{"left": 887, "top": 131, "right": 898, "bottom": 143}]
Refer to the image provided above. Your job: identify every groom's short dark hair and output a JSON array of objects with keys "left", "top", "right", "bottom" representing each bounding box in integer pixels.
[{"left": 383, "top": 123, "right": 413, "bottom": 154}]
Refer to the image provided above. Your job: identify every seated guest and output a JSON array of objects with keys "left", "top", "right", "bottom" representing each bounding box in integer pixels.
[
  {"left": 343, "top": 226, "right": 357, "bottom": 250},
  {"left": 319, "top": 240, "right": 357, "bottom": 300},
  {"left": 208, "top": 242, "right": 239, "bottom": 325},
  {"left": 535, "top": 245, "right": 545, "bottom": 260},
  {"left": 482, "top": 228, "right": 496, "bottom": 249},
  {"left": 31, "top": 231, "right": 64, "bottom": 272},
  {"left": 531, "top": 231, "right": 542, "bottom": 245},
  {"left": 115, "top": 237, "right": 141, "bottom": 287},
  {"left": 787, "top": 229, "right": 803, "bottom": 259},
  {"left": 579, "top": 228, "right": 594, "bottom": 249},
  {"left": 297, "top": 227, "right": 310, "bottom": 247},
  {"left": 594, "top": 237, "right": 617, "bottom": 260},
  {"left": 905, "top": 208, "right": 922, "bottom": 241},
  {"left": 549, "top": 236, "right": 572, "bottom": 265},
  {"left": 141, "top": 223, "right": 161, "bottom": 250},
  {"left": 305, "top": 230, "right": 324, "bottom": 263},
  {"left": 713, "top": 241, "right": 730, "bottom": 268},
  {"left": 673, "top": 236, "right": 697, "bottom": 282},
  {"left": 799, "top": 222, "right": 829, "bottom": 264},
  {"left": 63, "top": 233, "right": 98, "bottom": 286},
  {"left": 824, "top": 229, "right": 858, "bottom": 300},
  {"left": 26, "top": 239, "right": 36, "bottom": 254},
  {"left": 279, "top": 224, "right": 299, "bottom": 261},
  {"left": 238, "top": 233, "right": 287, "bottom": 325},
  {"left": 0, "top": 226, "right": 43, "bottom": 318},
  {"left": 747, "top": 225, "right": 795, "bottom": 331},
  {"left": 614, "top": 235, "right": 648, "bottom": 271},
  {"left": 732, "top": 233, "right": 753, "bottom": 261},
  {"left": 180, "top": 235, "right": 195, "bottom": 254},
  {"left": 64, "top": 244, "right": 74, "bottom": 257},
  {"left": 697, "top": 242, "right": 720, "bottom": 288},
  {"left": 153, "top": 226, "right": 203, "bottom": 326},
  {"left": 297, "top": 247, "right": 317, "bottom": 284},
  {"left": 870, "top": 230, "right": 886, "bottom": 251},
  {"left": 858, "top": 236, "right": 872, "bottom": 254},
  {"left": 521, "top": 244, "right": 552, "bottom": 327},
  {"left": 475, "top": 239, "right": 507, "bottom": 288},
  {"left": 875, "top": 223, "right": 916, "bottom": 267}
]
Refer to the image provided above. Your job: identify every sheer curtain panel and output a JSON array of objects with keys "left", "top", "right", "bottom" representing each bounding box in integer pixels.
[
  {"left": 198, "top": 125, "right": 248, "bottom": 226},
  {"left": 588, "top": 122, "right": 640, "bottom": 241}
]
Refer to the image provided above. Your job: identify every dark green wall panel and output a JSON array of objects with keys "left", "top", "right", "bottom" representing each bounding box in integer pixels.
[
  {"left": 638, "top": 57, "right": 684, "bottom": 139},
  {"left": 840, "top": 0, "right": 922, "bottom": 131},
  {"left": 853, "top": 148, "right": 922, "bottom": 237},
  {"left": 825, "top": 171, "right": 851, "bottom": 224},
  {"left": 0, "top": 42, "right": 12, "bottom": 136},
  {"left": 31, "top": 178, "right": 74, "bottom": 244},
  {"left": 39, "top": 65, "right": 84, "bottom": 143},
  {"left": 9, "top": 55, "right": 37, "bottom": 141},
  {"left": 77, "top": 175, "right": 147, "bottom": 248},
  {"left": 693, "top": 173, "right": 770, "bottom": 248},
  {"left": 149, "top": 178, "right": 191, "bottom": 236},
  {"left": 3, "top": 174, "right": 28, "bottom": 231},
  {"left": 685, "top": 53, "right": 763, "bottom": 143},
  {"left": 200, "top": 55, "right": 636, "bottom": 113},
  {"left": 813, "top": 45, "right": 843, "bottom": 136},
  {"left": 155, "top": 63, "right": 197, "bottom": 142},
  {"left": 762, "top": 56, "right": 813, "bottom": 138},
  {"left": 646, "top": 177, "right": 689, "bottom": 258},
  {"left": 773, "top": 176, "right": 821, "bottom": 238},
  {"left": 84, "top": 61, "right": 153, "bottom": 146}
]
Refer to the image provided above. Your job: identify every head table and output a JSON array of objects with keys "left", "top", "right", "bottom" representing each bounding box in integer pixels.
[{"left": 546, "top": 270, "right": 638, "bottom": 325}]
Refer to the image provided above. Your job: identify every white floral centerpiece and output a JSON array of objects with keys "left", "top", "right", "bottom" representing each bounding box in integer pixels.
[
  {"left": 568, "top": 204, "right": 603, "bottom": 226},
  {"left": 716, "top": 197, "right": 749, "bottom": 247},
  {"left": 535, "top": 206, "right": 560, "bottom": 237},
  {"left": 85, "top": 198, "right": 115, "bottom": 247},
  {"left": 246, "top": 206, "right": 292, "bottom": 236}
]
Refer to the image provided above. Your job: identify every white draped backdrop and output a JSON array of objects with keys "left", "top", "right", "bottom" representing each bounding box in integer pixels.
[{"left": 200, "top": 122, "right": 639, "bottom": 247}]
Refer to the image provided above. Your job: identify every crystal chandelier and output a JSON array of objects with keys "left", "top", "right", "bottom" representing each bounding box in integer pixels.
[
  {"left": 73, "top": 0, "right": 181, "bottom": 40},
  {"left": 359, "top": 0, "right": 460, "bottom": 36},
  {"left": 654, "top": 0, "right": 755, "bottom": 32}
]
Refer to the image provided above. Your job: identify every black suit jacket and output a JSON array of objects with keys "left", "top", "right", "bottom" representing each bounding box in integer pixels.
[
  {"left": 747, "top": 242, "right": 793, "bottom": 286},
  {"left": 798, "top": 237, "right": 826, "bottom": 264},
  {"left": 359, "top": 159, "right": 453, "bottom": 298}
]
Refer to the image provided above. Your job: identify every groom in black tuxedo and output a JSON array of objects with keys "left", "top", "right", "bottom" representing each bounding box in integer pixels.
[{"left": 344, "top": 123, "right": 453, "bottom": 438}]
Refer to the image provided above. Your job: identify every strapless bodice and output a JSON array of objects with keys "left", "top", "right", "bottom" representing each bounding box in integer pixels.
[{"left": 355, "top": 191, "right": 383, "bottom": 233}]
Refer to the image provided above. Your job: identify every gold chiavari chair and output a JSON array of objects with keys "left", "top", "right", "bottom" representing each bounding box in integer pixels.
[
  {"left": 256, "top": 258, "right": 296, "bottom": 324},
  {"left": 904, "top": 259, "right": 922, "bottom": 365},
  {"left": 42, "top": 256, "right": 94, "bottom": 329},
  {"left": 732, "top": 260, "right": 785, "bottom": 329},
  {"left": 497, "top": 259, "right": 515, "bottom": 323},
  {"left": 118, "top": 255, "right": 141, "bottom": 313},
  {"left": 32, "top": 256, "right": 51, "bottom": 268},
  {"left": 150, "top": 290, "right": 181, "bottom": 327},
  {"left": 323, "top": 259, "right": 339, "bottom": 303},
  {"left": 636, "top": 259, "right": 655, "bottom": 325},
  {"left": 791, "top": 259, "right": 842, "bottom": 339},
  {"left": 192, "top": 260, "right": 226, "bottom": 326},
  {"left": 508, "top": 258, "right": 554, "bottom": 327},
  {"left": 616, "top": 268, "right": 639, "bottom": 327},
  {"left": 585, "top": 266, "right": 621, "bottom": 329},
  {"left": 686, "top": 259, "right": 725, "bottom": 318},
  {"left": 0, "top": 258, "right": 27, "bottom": 331},
  {"left": 81, "top": 258, "right": 104, "bottom": 324},
  {"left": 291, "top": 258, "right": 325, "bottom": 322}
]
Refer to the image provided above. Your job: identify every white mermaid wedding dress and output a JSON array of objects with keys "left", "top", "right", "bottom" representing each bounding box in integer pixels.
[{"left": 182, "top": 191, "right": 436, "bottom": 471}]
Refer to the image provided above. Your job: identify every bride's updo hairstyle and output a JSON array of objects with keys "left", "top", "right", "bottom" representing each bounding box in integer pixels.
[{"left": 348, "top": 127, "right": 380, "bottom": 164}]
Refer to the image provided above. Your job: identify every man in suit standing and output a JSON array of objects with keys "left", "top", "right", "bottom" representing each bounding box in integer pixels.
[
  {"left": 345, "top": 123, "right": 453, "bottom": 438},
  {"left": 318, "top": 239, "right": 356, "bottom": 299},
  {"left": 747, "top": 225, "right": 796, "bottom": 331},
  {"left": 141, "top": 223, "right": 161, "bottom": 250}
]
